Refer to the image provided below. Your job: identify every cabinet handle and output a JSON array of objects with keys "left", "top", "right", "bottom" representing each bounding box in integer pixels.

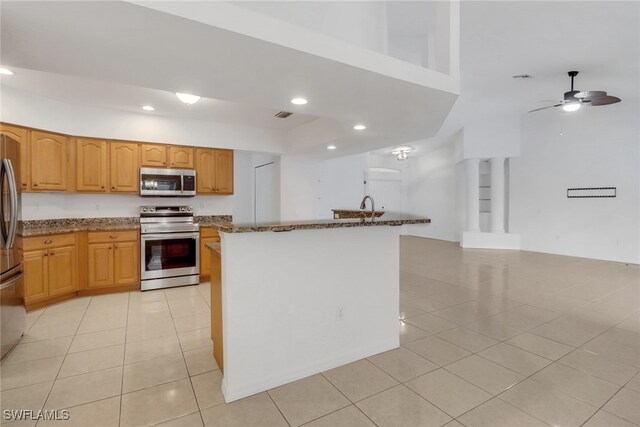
[
  {"left": 33, "top": 183, "right": 38, "bottom": 187},
  {"left": 108, "top": 246, "right": 112, "bottom": 250},
  {"left": 101, "top": 186, "right": 105, "bottom": 189},
  {"left": 44, "top": 252, "right": 48, "bottom": 257},
  {"left": 162, "top": 162, "right": 166, "bottom": 165},
  {"left": 114, "top": 244, "right": 118, "bottom": 249},
  {"left": 44, "top": 240, "right": 52, "bottom": 244},
  {"left": 50, "top": 252, "right": 54, "bottom": 256},
  {"left": 112, "top": 187, "right": 116, "bottom": 190}
]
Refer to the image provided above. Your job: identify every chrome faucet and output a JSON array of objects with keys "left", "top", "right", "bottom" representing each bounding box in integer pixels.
[{"left": 360, "top": 195, "right": 375, "bottom": 222}]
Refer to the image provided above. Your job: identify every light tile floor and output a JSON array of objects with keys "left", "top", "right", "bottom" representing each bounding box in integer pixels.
[{"left": 1, "top": 237, "right": 639, "bottom": 426}]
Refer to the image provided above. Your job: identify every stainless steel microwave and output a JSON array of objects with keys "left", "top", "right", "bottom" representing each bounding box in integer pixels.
[{"left": 139, "top": 167, "right": 196, "bottom": 197}]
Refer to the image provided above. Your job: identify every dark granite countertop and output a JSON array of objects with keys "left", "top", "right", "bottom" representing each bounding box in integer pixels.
[
  {"left": 20, "top": 215, "right": 232, "bottom": 237},
  {"left": 20, "top": 218, "right": 139, "bottom": 237},
  {"left": 210, "top": 212, "right": 430, "bottom": 233}
]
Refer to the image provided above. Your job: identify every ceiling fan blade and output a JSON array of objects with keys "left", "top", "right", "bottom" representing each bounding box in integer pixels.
[
  {"left": 575, "top": 90, "right": 607, "bottom": 100},
  {"left": 528, "top": 103, "right": 562, "bottom": 113},
  {"left": 590, "top": 95, "right": 621, "bottom": 106}
]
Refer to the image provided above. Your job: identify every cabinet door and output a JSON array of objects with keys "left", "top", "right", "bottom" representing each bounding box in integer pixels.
[
  {"left": 87, "top": 243, "right": 114, "bottom": 288},
  {"left": 47, "top": 246, "right": 77, "bottom": 297},
  {"left": 110, "top": 142, "right": 139, "bottom": 192},
  {"left": 114, "top": 241, "right": 138, "bottom": 285},
  {"left": 24, "top": 250, "right": 48, "bottom": 303},
  {"left": 196, "top": 149, "right": 215, "bottom": 193},
  {"left": 169, "top": 146, "right": 194, "bottom": 169},
  {"left": 76, "top": 138, "right": 108, "bottom": 192},
  {"left": 0, "top": 124, "right": 29, "bottom": 190},
  {"left": 30, "top": 131, "right": 68, "bottom": 191},
  {"left": 141, "top": 144, "right": 167, "bottom": 167},
  {"left": 214, "top": 149, "right": 234, "bottom": 194},
  {"left": 199, "top": 237, "right": 219, "bottom": 278}
]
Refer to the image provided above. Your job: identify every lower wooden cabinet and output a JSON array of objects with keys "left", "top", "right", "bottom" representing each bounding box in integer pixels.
[
  {"left": 86, "top": 231, "right": 139, "bottom": 289},
  {"left": 23, "top": 234, "right": 77, "bottom": 305},
  {"left": 199, "top": 227, "right": 220, "bottom": 279}
]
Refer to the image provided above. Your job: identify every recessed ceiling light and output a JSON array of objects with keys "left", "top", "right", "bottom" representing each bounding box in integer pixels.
[
  {"left": 327, "top": 145, "right": 337, "bottom": 150},
  {"left": 176, "top": 93, "right": 201, "bottom": 104},
  {"left": 353, "top": 124, "right": 366, "bottom": 130},
  {"left": 0, "top": 68, "right": 14, "bottom": 75},
  {"left": 291, "top": 97, "right": 308, "bottom": 105},
  {"left": 391, "top": 146, "right": 412, "bottom": 154},
  {"left": 142, "top": 105, "right": 155, "bottom": 111}
]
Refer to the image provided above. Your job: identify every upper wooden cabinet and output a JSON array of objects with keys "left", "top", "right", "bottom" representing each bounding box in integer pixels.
[
  {"left": 0, "top": 123, "right": 29, "bottom": 190},
  {"left": 196, "top": 148, "right": 234, "bottom": 194},
  {"left": 169, "top": 146, "right": 194, "bottom": 169},
  {"left": 140, "top": 144, "right": 167, "bottom": 167},
  {"left": 215, "top": 149, "right": 234, "bottom": 194},
  {"left": 196, "top": 148, "right": 215, "bottom": 193},
  {"left": 110, "top": 142, "right": 139, "bottom": 192},
  {"left": 30, "top": 131, "right": 68, "bottom": 191},
  {"left": 76, "top": 138, "right": 108, "bottom": 192},
  {"left": 141, "top": 144, "right": 194, "bottom": 169},
  {"left": 3, "top": 123, "right": 232, "bottom": 196}
]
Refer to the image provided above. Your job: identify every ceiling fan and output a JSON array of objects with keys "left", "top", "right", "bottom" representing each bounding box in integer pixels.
[{"left": 529, "top": 71, "right": 621, "bottom": 113}]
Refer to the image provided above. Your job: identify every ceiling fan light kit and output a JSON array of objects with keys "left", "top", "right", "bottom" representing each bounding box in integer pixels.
[{"left": 528, "top": 71, "right": 621, "bottom": 113}]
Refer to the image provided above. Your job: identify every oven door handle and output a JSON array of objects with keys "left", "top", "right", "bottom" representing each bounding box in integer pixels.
[{"left": 141, "top": 233, "right": 199, "bottom": 240}]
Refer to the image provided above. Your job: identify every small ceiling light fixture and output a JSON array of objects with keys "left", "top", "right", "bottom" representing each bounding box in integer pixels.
[
  {"left": 562, "top": 102, "right": 582, "bottom": 112},
  {"left": 392, "top": 146, "right": 413, "bottom": 161},
  {"left": 353, "top": 124, "right": 366, "bottom": 130},
  {"left": 176, "top": 93, "right": 201, "bottom": 104},
  {"left": 142, "top": 105, "right": 155, "bottom": 111},
  {"left": 0, "top": 68, "right": 14, "bottom": 75},
  {"left": 327, "top": 145, "right": 337, "bottom": 150},
  {"left": 291, "top": 97, "right": 308, "bottom": 105}
]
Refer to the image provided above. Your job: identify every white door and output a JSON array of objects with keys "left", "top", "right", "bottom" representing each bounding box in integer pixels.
[{"left": 255, "top": 162, "right": 279, "bottom": 223}]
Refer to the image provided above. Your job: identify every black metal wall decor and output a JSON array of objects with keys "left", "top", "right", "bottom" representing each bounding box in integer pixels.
[{"left": 567, "top": 187, "right": 616, "bottom": 198}]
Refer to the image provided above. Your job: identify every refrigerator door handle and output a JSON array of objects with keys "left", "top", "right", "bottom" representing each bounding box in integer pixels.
[
  {"left": 2, "top": 159, "right": 18, "bottom": 249},
  {"left": 0, "top": 271, "right": 23, "bottom": 290}
]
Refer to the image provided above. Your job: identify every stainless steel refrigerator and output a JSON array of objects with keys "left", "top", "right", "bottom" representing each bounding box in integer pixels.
[{"left": 1, "top": 134, "right": 25, "bottom": 360}]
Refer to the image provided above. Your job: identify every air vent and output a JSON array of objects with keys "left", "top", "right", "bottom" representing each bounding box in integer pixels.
[{"left": 275, "top": 111, "right": 293, "bottom": 119}]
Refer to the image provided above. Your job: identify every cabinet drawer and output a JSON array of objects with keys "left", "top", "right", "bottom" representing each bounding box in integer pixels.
[
  {"left": 88, "top": 230, "right": 138, "bottom": 243},
  {"left": 200, "top": 227, "right": 219, "bottom": 238},
  {"left": 24, "top": 233, "right": 75, "bottom": 251}
]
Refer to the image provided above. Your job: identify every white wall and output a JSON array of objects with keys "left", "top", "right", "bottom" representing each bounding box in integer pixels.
[
  {"left": 234, "top": 1, "right": 388, "bottom": 55},
  {"left": 318, "top": 154, "right": 369, "bottom": 218},
  {"left": 404, "top": 142, "right": 460, "bottom": 241},
  {"left": 21, "top": 193, "right": 232, "bottom": 220},
  {"left": 279, "top": 155, "right": 322, "bottom": 221},
  {"left": 510, "top": 100, "right": 640, "bottom": 264}
]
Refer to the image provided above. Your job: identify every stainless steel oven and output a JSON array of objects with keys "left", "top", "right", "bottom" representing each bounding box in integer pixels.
[
  {"left": 140, "top": 206, "right": 199, "bottom": 291},
  {"left": 140, "top": 168, "right": 196, "bottom": 197}
]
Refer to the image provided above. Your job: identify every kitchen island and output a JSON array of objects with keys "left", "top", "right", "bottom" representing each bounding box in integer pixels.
[{"left": 207, "top": 213, "right": 430, "bottom": 402}]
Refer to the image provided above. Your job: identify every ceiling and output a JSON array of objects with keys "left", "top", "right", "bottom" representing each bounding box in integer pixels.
[
  {"left": 0, "top": 0, "right": 458, "bottom": 158},
  {"left": 1, "top": 67, "right": 317, "bottom": 131},
  {"left": 1, "top": 1, "right": 636, "bottom": 158},
  {"left": 417, "top": 0, "right": 640, "bottom": 153}
]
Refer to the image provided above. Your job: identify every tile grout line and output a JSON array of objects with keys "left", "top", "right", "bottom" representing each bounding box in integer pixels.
[
  {"left": 35, "top": 296, "right": 92, "bottom": 425},
  {"left": 165, "top": 288, "right": 209, "bottom": 427}
]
